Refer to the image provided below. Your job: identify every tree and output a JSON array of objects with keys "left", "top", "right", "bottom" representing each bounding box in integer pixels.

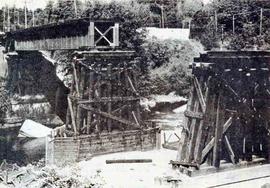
[{"left": 191, "top": 0, "right": 270, "bottom": 50}]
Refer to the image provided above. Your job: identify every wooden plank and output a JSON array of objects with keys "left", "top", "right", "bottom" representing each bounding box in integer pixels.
[
  {"left": 201, "top": 117, "right": 233, "bottom": 163},
  {"left": 106, "top": 159, "right": 152, "bottom": 164},
  {"left": 194, "top": 77, "right": 206, "bottom": 113},
  {"left": 213, "top": 91, "right": 225, "bottom": 168},
  {"left": 184, "top": 110, "right": 203, "bottom": 119},
  {"left": 224, "top": 135, "right": 236, "bottom": 164}
]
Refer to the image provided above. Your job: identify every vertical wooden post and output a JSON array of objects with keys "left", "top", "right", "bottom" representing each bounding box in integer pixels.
[
  {"left": 187, "top": 99, "right": 200, "bottom": 162},
  {"left": 124, "top": 64, "right": 131, "bottom": 126},
  {"left": 107, "top": 64, "right": 112, "bottom": 132},
  {"left": 195, "top": 77, "right": 212, "bottom": 164},
  {"left": 87, "top": 71, "right": 94, "bottom": 134},
  {"left": 260, "top": 8, "right": 263, "bottom": 36},
  {"left": 96, "top": 64, "right": 102, "bottom": 133},
  {"left": 67, "top": 96, "right": 77, "bottom": 135},
  {"left": 213, "top": 88, "right": 225, "bottom": 168},
  {"left": 65, "top": 76, "right": 74, "bottom": 127},
  {"left": 117, "top": 64, "right": 123, "bottom": 128},
  {"left": 113, "top": 23, "right": 119, "bottom": 47},
  {"left": 206, "top": 96, "right": 217, "bottom": 165},
  {"left": 80, "top": 66, "right": 86, "bottom": 98},
  {"left": 76, "top": 65, "right": 86, "bottom": 134},
  {"left": 177, "top": 85, "right": 196, "bottom": 161},
  {"left": 187, "top": 76, "right": 204, "bottom": 163},
  {"left": 89, "top": 22, "right": 95, "bottom": 47},
  {"left": 72, "top": 61, "right": 80, "bottom": 96}
]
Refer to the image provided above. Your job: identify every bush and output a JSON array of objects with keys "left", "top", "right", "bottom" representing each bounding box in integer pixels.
[{"left": 139, "top": 38, "right": 204, "bottom": 97}]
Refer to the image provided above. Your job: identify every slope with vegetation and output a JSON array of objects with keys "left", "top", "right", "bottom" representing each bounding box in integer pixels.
[{"left": 191, "top": 0, "right": 270, "bottom": 50}]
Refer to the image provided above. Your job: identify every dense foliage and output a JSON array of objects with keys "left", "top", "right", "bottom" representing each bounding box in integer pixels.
[
  {"left": 141, "top": 39, "right": 203, "bottom": 96},
  {"left": 192, "top": 0, "right": 270, "bottom": 50}
]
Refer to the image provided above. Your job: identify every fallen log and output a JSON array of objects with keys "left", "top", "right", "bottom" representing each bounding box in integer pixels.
[{"left": 106, "top": 159, "right": 152, "bottom": 164}]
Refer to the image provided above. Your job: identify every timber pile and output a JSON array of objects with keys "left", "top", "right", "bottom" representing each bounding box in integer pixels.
[{"left": 174, "top": 51, "right": 270, "bottom": 176}]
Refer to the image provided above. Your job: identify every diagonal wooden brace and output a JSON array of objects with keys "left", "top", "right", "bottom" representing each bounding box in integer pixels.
[
  {"left": 194, "top": 77, "right": 206, "bottom": 113},
  {"left": 95, "top": 26, "right": 113, "bottom": 45},
  {"left": 79, "top": 104, "right": 140, "bottom": 129},
  {"left": 201, "top": 117, "right": 233, "bottom": 163}
]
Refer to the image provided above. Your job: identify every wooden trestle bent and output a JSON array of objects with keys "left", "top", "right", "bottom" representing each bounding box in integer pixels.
[{"left": 174, "top": 51, "right": 270, "bottom": 176}]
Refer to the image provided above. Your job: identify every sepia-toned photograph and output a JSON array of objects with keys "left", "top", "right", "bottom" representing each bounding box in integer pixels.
[{"left": 0, "top": 0, "right": 270, "bottom": 187}]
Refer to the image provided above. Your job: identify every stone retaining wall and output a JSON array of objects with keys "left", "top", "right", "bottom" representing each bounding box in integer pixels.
[{"left": 46, "top": 128, "right": 159, "bottom": 166}]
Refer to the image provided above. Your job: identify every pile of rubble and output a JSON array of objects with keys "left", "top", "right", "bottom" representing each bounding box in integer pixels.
[{"left": 0, "top": 160, "right": 105, "bottom": 188}]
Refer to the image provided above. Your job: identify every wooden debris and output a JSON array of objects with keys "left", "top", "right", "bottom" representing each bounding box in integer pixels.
[
  {"left": 106, "top": 159, "right": 152, "bottom": 164},
  {"left": 170, "top": 160, "right": 199, "bottom": 169}
]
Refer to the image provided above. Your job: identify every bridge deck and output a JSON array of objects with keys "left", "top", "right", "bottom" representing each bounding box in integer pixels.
[{"left": 7, "top": 18, "right": 119, "bottom": 51}]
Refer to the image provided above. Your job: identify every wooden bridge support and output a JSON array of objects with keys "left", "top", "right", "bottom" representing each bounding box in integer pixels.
[
  {"left": 65, "top": 51, "right": 147, "bottom": 136},
  {"left": 173, "top": 51, "right": 270, "bottom": 176}
]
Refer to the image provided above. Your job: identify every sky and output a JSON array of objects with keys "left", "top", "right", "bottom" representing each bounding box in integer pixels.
[
  {"left": 2, "top": 0, "right": 211, "bottom": 10},
  {"left": 2, "top": 0, "right": 48, "bottom": 10}
]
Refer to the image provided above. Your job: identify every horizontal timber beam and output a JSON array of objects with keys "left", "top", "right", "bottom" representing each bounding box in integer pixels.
[
  {"left": 184, "top": 110, "right": 204, "bottom": 119},
  {"left": 75, "top": 97, "right": 141, "bottom": 104}
]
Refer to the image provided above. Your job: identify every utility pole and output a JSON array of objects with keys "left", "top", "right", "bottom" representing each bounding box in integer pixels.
[
  {"left": 17, "top": 10, "right": 20, "bottom": 27},
  {"left": 215, "top": 10, "right": 218, "bottom": 33},
  {"left": 24, "top": 0, "right": 28, "bottom": 29},
  {"left": 161, "top": 5, "right": 164, "bottom": 28},
  {"left": 32, "top": 10, "right": 35, "bottom": 26},
  {"left": 232, "top": 14, "right": 235, "bottom": 35},
  {"left": 221, "top": 24, "right": 224, "bottom": 45},
  {"left": 74, "top": 0, "right": 78, "bottom": 18},
  {"left": 3, "top": 6, "right": 6, "bottom": 32},
  {"left": 7, "top": 6, "right": 10, "bottom": 32},
  {"left": 259, "top": 8, "right": 263, "bottom": 36}
]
